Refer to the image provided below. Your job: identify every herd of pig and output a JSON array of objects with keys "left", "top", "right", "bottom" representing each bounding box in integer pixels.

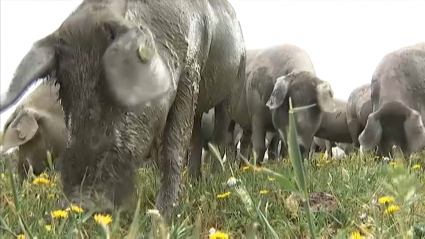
[{"left": 0, "top": 0, "right": 424, "bottom": 218}]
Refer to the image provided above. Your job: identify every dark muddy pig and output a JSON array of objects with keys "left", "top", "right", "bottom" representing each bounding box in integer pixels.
[{"left": 0, "top": 0, "right": 246, "bottom": 218}]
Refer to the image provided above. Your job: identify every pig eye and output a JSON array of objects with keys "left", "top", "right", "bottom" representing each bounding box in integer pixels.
[
  {"left": 58, "top": 37, "right": 65, "bottom": 45},
  {"left": 108, "top": 32, "right": 116, "bottom": 42}
]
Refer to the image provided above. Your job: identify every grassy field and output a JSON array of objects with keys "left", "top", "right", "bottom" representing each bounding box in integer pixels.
[
  {"left": 1, "top": 107, "right": 425, "bottom": 239},
  {"left": 0, "top": 149, "right": 424, "bottom": 238}
]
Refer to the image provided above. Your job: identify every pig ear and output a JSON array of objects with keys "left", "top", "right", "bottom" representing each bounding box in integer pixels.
[
  {"left": 316, "top": 81, "right": 336, "bottom": 113},
  {"left": 105, "top": 19, "right": 156, "bottom": 63},
  {"left": 1, "top": 112, "right": 39, "bottom": 153},
  {"left": 266, "top": 75, "right": 290, "bottom": 109},
  {"left": 103, "top": 24, "right": 172, "bottom": 107},
  {"left": 358, "top": 112, "right": 382, "bottom": 150},
  {"left": 0, "top": 34, "right": 57, "bottom": 113},
  {"left": 404, "top": 109, "right": 425, "bottom": 152},
  {"left": 104, "top": 19, "right": 133, "bottom": 39}
]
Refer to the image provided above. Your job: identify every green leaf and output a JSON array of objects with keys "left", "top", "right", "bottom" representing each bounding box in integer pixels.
[
  {"left": 208, "top": 143, "right": 225, "bottom": 172},
  {"left": 81, "top": 207, "right": 98, "bottom": 224},
  {"left": 98, "top": 223, "right": 110, "bottom": 239},
  {"left": 46, "top": 150, "right": 55, "bottom": 171},
  {"left": 125, "top": 199, "right": 141, "bottom": 238}
]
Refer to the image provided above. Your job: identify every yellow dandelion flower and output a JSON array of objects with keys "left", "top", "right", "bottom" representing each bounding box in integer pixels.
[
  {"left": 259, "top": 190, "right": 269, "bottom": 194},
  {"left": 385, "top": 205, "right": 400, "bottom": 214},
  {"left": 93, "top": 214, "right": 113, "bottom": 226},
  {"left": 350, "top": 230, "right": 363, "bottom": 239},
  {"left": 378, "top": 196, "right": 395, "bottom": 204},
  {"left": 412, "top": 164, "right": 421, "bottom": 169},
  {"left": 17, "top": 234, "right": 26, "bottom": 239},
  {"left": 52, "top": 210, "right": 68, "bottom": 219},
  {"left": 67, "top": 205, "right": 84, "bottom": 213},
  {"left": 45, "top": 225, "right": 52, "bottom": 231},
  {"left": 217, "top": 192, "right": 231, "bottom": 198},
  {"left": 390, "top": 162, "right": 396, "bottom": 166},
  {"left": 268, "top": 177, "right": 275, "bottom": 181},
  {"left": 32, "top": 177, "right": 51, "bottom": 185},
  {"left": 209, "top": 231, "right": 229, "bottom": 239},
  {"left": 242, "top": 166, "right": 251, "bottom": 171}
]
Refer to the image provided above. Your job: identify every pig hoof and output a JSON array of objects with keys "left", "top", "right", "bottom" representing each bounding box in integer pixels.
[{"left": 155, "top": 189, "right": 179, "bottom": 221}]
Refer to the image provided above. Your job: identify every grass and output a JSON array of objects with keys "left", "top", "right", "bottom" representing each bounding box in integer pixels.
[
  {"left": 1, "top": 100, "right": 425, "bottom": 238},
  {"left": 1, "top": 150, "right": 424, "bottom": 238}
]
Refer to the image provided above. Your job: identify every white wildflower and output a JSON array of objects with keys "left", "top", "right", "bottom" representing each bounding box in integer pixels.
[
  {"left": 147, "top": 209, "right": 160, "bottom": 216},
  {"left": 226, "top": 177, "right": 238, "bottom": 186}
]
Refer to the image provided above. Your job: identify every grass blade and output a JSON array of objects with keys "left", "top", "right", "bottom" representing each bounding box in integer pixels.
[
  {"left": 208, "top": 143, "right": 225, "bottom": 171},
  {"left": 125, "top": 198, "right": 141, "bottom": 238},
  {"left": 46, "top": 150, "right": 55, "bottom": 171},
  {"left": 256, "top": 200, "right": 279, "bottom": 239},
  {"left": 5, "top": 156, "right": 20, "bottom": 212},
  {"left": 287, "top": 97, "right": 316, "bottom": 238}
]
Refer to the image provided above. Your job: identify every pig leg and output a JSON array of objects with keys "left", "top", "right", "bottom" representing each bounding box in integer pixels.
[
  {"left": 325, "top": 140, "right": 333, "bottom": 159},
  {"left": 239, "top": 128, "right": 252, "bottom": 167},
  {"left": 211, "top": 102, "right": 232, "bottom": 172},
  {"left": 268, "top": 134, "right": 280, "bottom": 161},
  {"left": 280, "top": 138, "right": 288, "bottom": 159},
  {"left": 348, "top": 119, "right": 361, "bottom": 148},
  {"left": 201, "top": 128, "right": 212, "bottom": 165},
  {"left": 308, "top": 140, "right": 317, "bottom": 160},
  {"left": 252, "top": 114, "right": 267, "bottom": 164},
  {"left": 226, "top": 120, "right": 237, "bottom": 163},
  {"left": 188, "top": 116, "right": 203, "bottom": 180},
  {"left": 156, "top": 68, "right": 200, "bottom": 219}
]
